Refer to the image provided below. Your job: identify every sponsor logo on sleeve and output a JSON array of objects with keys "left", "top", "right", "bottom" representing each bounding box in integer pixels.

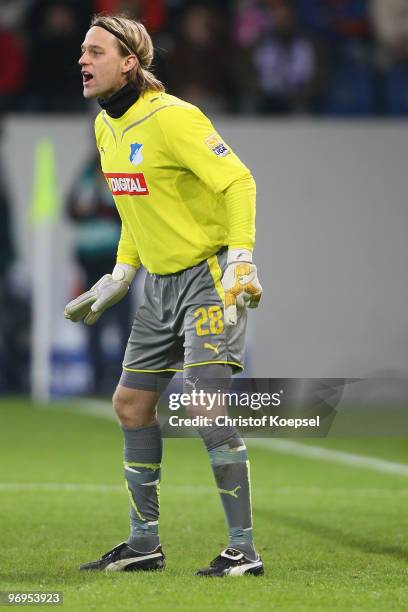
[
  {"left": 205, "top": 133, "right": 230, "bottom": 157},
  {"left": 104, "top": 173, "right": 149, "bottom": 196}
]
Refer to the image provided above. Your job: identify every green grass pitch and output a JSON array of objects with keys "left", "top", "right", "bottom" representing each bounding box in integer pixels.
[{"left": 1, "top": 398, "right": 408, "bottom": 611}]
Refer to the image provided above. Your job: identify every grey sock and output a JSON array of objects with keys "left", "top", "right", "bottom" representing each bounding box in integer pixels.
[
  {"left": 122, "top": 423, "right": 162, "bottom": 553},
  {"left": 197, "top": 425, "right": 257, "bottom": 561}
]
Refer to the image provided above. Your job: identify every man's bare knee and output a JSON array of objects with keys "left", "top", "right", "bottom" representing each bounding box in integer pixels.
[{"left": 113, "top": 385, "right": 159, "bottom": 428}]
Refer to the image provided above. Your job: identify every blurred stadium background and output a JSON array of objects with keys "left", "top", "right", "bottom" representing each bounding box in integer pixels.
[{"left": 1, "top": 0, "right": 408, "bottom": 398}]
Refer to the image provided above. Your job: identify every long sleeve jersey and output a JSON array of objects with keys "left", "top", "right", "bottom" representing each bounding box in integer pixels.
[{"left": 95, "top": 90, "right": 256, "bottom": 274}]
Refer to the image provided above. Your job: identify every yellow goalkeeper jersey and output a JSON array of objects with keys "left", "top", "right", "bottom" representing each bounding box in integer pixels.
[{"left": 94, "top": 90, "right": 252, "bottom": 274}]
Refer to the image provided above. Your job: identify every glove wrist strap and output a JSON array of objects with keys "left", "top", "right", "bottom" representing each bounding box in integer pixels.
[
  {"left": 227, "top": 248, "right": 253, "bottom": 265},
  {"left": 112, "top": 263, "right": 137, "bottom": 284}
]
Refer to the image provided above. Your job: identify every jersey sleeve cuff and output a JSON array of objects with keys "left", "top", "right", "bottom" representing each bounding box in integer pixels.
[{"left": 116, "top": 256, "right": 141, "bottom": 269}]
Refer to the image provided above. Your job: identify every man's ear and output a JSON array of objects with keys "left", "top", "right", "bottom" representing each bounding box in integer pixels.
[{"left": 122, "top": 54, "right": 137, "bottom": 76}]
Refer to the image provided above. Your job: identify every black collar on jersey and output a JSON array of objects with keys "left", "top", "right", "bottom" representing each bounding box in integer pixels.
[{"left": 98, "top": 82, "right": 139, "bottom": 118}]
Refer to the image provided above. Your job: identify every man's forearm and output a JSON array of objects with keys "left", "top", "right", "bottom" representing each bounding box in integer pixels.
[
  {"left": 223, "top": 175, "right": 256, "bottom": 252},
  {"left": 221, "top": 175, "right": 261, "bottom": 326}
]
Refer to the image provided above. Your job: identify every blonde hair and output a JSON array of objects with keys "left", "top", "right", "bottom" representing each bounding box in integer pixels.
[{"left": 91, "top": 14, "right": 164, "bottom": 93}]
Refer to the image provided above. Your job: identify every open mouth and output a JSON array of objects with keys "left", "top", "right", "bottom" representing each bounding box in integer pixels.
[{"left": 82, "top": 71, "right": 93, "bottom": 84}]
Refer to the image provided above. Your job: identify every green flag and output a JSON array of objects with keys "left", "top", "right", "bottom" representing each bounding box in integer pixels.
[{"left": 29, "top": 138, "right": 61, "bottom": 226}]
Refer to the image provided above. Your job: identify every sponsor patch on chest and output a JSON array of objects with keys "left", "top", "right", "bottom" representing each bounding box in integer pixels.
[{"left": 104, "top": 173, "right": 149, "bottom": 196}]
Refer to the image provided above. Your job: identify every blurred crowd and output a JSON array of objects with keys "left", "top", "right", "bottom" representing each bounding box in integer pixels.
[{"left": 1, "top": 0, "right": 408, "bottom": 116}]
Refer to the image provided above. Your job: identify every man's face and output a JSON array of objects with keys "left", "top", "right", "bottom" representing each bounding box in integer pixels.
[{"left": 79, "top": 26, "right": 133, "bottom": 99}]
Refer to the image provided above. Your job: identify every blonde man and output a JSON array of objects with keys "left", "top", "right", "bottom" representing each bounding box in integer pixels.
[{"left": 65, "top": 14, "right": 263, "bottom": 577}]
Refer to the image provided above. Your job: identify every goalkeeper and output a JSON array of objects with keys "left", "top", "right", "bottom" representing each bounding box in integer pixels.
[{"left": 65, "top": 13, "right": 263, "bottom": 577}]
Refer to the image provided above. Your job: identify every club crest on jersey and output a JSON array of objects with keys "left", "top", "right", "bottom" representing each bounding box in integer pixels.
[
  {"left": 104, "top": 173, "right": 149, "bottom": 196},
  {"left": 129, "top": 143, "right": 144, "bottom": 166},
  {"left": 205, "top": 133, "right": 230, "bottom": 157}
]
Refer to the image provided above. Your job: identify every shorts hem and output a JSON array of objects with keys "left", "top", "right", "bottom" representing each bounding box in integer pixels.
[
  {"left": 122, "top": 361, "right": 243, "bottom": 372},
  {"left": 122, "top": 366, "right": 183, "bottom": 373},
  {"left": 184, "top": 360, "right": 244, "bottom": 370}
]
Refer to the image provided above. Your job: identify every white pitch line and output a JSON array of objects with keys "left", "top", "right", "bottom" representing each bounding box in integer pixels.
[
  {"left": 0, "top": 483, "right": 122, "bottom": 492},
  {"left": 0, "top": 483, "right": 213, "bottom": 493},
  {"left": 72, "top": 399, "right": 115, "bottom": 420},
  {"left": 1, "top": 483, "right": 408, "bottom": 496},
  {"left": 44, "top": 400, "right": 408, "bottom": 479},
  {"left": 248, "top": 438, "right": 408, "bottom": 477}
]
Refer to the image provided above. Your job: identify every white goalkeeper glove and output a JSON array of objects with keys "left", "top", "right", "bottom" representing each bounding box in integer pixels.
[
  {"left": 221, "top": 249, "right": 262, "bottom": 326},
  {"left": 64, "top": 263, "right": 137, "bottom": 326}
]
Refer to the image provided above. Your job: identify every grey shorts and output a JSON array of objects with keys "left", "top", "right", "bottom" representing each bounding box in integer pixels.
[{"left": 120, "top": 248, "right": 247, "bottom": 389}]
